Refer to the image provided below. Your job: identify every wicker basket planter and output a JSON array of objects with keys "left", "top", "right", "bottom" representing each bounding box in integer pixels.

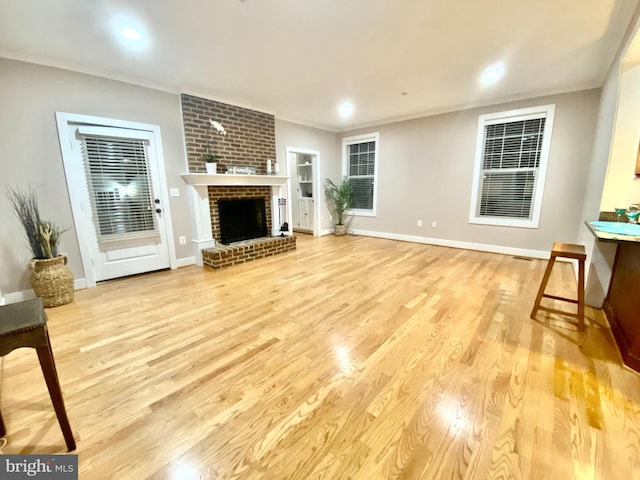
[{"left": 29, "top": 255, "right": 74, "bottom": 307}]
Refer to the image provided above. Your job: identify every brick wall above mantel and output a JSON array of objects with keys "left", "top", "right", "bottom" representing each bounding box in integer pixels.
[{"left": 181, "top": 94, "right": 276, "bottom": 174}]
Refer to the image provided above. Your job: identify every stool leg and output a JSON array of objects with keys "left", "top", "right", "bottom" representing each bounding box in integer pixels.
[
  {"left": 36, "top": 341, "right": 76, "bottom": 452},
  {"left": 531, "top": 256, "right": 556, "bottom": 319},
  {"left": 578, "top": 259, "right": 585, "bottom": 331},
  {"left": 0, "top": 410, "right": 5, "bottom": 437}
]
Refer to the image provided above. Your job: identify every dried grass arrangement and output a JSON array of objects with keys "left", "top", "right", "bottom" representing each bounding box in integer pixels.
[{"left": 7, "top": 186, "right": 67, "bottom": 259}]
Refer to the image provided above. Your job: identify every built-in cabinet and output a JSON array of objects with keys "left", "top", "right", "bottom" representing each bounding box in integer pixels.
[
  {"left": 295, "top": 154, "right": 314, "bottom": 233},
  {"left": 603, "top": 241, "right": 640, "bottom": 372}
]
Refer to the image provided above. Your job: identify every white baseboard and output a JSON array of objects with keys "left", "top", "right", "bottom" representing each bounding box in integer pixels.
[
  {"left": 347, "top": 228, "right": 551, "bottom": 259},
  {"left": 176, "top": 257, "right": 196, "bottom": 268},
  {"left": 319, "top": 228, "right": 334, "bottom": 237},
  {"left": 3, "top": 277, "right": 88, "bottom": 305},
  {"left": 4, "top": 289, "right": 36, "bottom": 304}
]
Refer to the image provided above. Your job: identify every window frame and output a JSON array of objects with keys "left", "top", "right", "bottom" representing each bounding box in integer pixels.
[
  {"left": 342, "top": 132, "right": 379, "bottom": 217},
  {"left": 468, "top": 104, "right": 555, "bottom": 229}
]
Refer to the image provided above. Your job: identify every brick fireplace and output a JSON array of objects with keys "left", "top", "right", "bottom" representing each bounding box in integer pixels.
[{"left": 180, "top": 94, "right": 295, "bottom": 269}]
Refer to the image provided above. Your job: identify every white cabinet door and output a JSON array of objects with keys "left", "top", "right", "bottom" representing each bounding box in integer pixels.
[
  {"left": 307, "top": 199, "right": 314, "bottom": 230},
  {"left": 298, "top": 199, "right": 313, "bottom": 231}
]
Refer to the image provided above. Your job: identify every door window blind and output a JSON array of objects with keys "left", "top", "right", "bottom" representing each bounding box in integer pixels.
[{"left": 80, "top": 135, "right": 158, "bottom": 241}]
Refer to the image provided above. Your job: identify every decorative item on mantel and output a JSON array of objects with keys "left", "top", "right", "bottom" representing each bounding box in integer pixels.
[
  {"left": 226, "top": 166, "right": 257, "bottom": 175},
  {"left": 266, "top": 159, "right": 279, "bottom": 176},
  {"left": 204, "top": 119, "right": 227, "bottom": 174}
]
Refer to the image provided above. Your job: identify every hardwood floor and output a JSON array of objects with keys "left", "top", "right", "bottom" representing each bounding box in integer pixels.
[{"left": 2, "top": 234, "right": 639, "bottom": 479}]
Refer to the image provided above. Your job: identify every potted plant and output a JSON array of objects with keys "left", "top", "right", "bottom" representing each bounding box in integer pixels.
[
  {"left": 204, "top": 119, "right": 227, "bottom": 174},
  {"left": 7, "top": 186, "right": 74, "bottom": 307},
  {"left": 204, "top": 154, "right": 220, "bottom": 174},
  {"left": 324, "top": 177, "right": 352, "bottom": 236}
]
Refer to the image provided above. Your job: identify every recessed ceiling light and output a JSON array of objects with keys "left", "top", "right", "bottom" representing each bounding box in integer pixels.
[
  {"left": 121, "top": 27, "right": 142, "bottom": 41},
  {"left": 338, "top": 102, "right": 354, "bottom": 118},
  {"left": 480, "top": 63, "right": 505, "bottom": 86},
  {"left": 112, "top": 16, "right": 149, "bottom": 51}
]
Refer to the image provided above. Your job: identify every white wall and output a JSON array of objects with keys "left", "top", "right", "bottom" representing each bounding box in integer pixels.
[
  {"left": 600, "top": 64, "right": 640, "bottom": 210},
  {"left": 577, "top": 62, "right": 622, "bottom": 307},
  {"left": 340, "top": 90, "right": 600, "bottom": 256},
  {"left": 577, "top": 9, "right": 640, "bottom": 307},
  {"left": 0, "top": 58, "right": 193, "bottom": 296}
]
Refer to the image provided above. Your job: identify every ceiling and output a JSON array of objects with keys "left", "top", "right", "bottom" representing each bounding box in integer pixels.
[{"left": 0, "top": 0, "right": 638, "bottom": 131}]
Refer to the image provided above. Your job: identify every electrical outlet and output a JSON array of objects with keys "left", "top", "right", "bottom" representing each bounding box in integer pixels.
[
  {"left": 179, "top": 236, "right": 186, "bottom": 245},
  {"left": 417, "top": 220, "right": 423, "bottom": 227},
  {"left": 432, "top": 221, "right": 437, "bottom": 228},
  {"left": 169, "top": 188, "right": 180, "bottom": 197}
]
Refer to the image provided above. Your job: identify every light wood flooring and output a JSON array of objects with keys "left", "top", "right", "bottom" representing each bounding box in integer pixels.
[{"left": 1, "top": 234, "right": 639, "bottom": 479}]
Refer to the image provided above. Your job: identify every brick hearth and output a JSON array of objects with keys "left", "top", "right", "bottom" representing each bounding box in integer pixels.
[{"left": 202, "top": 236, "right": 297, "bottom": 270}]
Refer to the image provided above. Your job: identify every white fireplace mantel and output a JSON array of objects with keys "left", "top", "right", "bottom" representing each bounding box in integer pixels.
[
  {"left": 181, "top": 173, "right": 292, "bottom": 266},
  {"left": 181, "top": 173, "right": 289, "bottom": 187}
]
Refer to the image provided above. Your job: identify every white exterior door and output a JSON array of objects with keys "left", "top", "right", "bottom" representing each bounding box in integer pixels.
[{"left": 57, "top": 114, "right": 174, "bottom": 285}]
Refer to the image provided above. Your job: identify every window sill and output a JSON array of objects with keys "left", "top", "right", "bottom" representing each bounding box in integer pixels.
[
  {"left": 469, "top": 216, "right": 539, "bottom": 229},
  {"left": 348, "top": 209, "right": 376, "bottom": 218}
]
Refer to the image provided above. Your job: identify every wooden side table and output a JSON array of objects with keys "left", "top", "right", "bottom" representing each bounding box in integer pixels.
[{"left": 0, "top": 298, "right": 75, "bottom": 451}]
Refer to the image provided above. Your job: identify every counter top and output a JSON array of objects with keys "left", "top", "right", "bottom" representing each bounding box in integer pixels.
[{"left": 586, "top": 221, "right": 640, "bottom": 243}]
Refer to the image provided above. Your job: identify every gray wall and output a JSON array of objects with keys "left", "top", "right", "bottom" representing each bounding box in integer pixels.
[
  {"left": 275, "top": 119, "right": 341, "bottom": 232},
  {"left": 0, "top": 58, "right": 193, "bottom": 296},
  {"left": 341, "top": 89, "right": 601, "bottom": 253},
  {"left": 0, "top": 57, "right": 609, "bottom": 301}
]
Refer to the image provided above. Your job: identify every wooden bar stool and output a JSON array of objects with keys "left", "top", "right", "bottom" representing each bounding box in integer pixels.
[
  {"left": 530, "top": 242, "right": 586, "bottom": 331},
  {"left": 0, "top": 297, "right": 76, "bottom": 451}
]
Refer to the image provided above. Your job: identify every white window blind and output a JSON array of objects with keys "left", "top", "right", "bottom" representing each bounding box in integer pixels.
[
  {"left": 470, "top": 105, "right": 555, "bottom": 228},
  {"left": 343, "top": 133, "right": 379, "bottom": 215},
  {"left": 348, "top": 141, "right": 375, "bottom": 210},
  {"left": 479, "top": 118, "right": 544, "bottom": 218},
  {"left": 80, "top": 134, "right": 158, "bottom": 241}
]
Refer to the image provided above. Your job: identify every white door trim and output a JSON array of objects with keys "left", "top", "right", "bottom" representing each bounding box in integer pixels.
[
  {"left": 285, "top": 146, "right": 321, "bottom": 236},
  {"left": 55, "top": 112, "right": 177, "bottom": 287}
]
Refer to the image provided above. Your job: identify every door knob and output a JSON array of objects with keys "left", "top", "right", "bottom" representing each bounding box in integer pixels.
[
  {"left": 156, "top": 208, "right": 162, "bottom": 213},
  {"left": 154, "top": 198, "right": 160, "bottom": 204}
]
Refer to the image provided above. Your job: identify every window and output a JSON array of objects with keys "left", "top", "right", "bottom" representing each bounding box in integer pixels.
[
  {"left": 78, "top": 130, "right": 158, "bottom": 241},
  {"left": 343, "top": 132, "right": 379, "bottom": 216},
  {"left": 469, "top": 105, "right": 555, "bottom": 228}
]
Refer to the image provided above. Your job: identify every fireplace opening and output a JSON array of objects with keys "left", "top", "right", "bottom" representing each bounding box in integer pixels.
[{"left": 218, "top": 198, "right": 268, "bottom": 244}]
